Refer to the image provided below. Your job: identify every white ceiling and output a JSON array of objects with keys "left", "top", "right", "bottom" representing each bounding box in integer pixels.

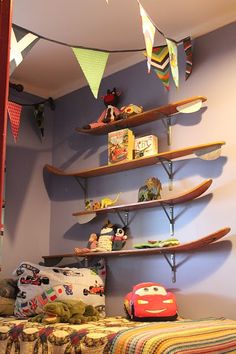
[{"left": 11, "top": 0, "right": 236, "bottom": 99}]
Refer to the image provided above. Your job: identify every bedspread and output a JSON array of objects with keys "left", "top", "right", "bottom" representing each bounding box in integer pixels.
[{"left": 1, "top": 316, "right": 236, "bottom": 354}]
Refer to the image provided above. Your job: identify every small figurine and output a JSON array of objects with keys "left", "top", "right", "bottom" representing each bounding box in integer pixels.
[
  {"left": 100, "top": 193, "right": 120, "bottom": 208},
  {"left": 92, "top": 201, "right": 101, "bottom": 210},
  {"left": 85, "top": 199, "right": 93, "bottom": 210},
  {"left": 87, "top": 233, "right": 98, "bottom": 250},
  {"left": 138, "top": 177, "right": 162, "bottom": 202},
  {"left": 116, "top": 104, "right": 143, "bottom": 120},
  {"left": 112, "top": 225, "right": 127, "bottom": 251}
]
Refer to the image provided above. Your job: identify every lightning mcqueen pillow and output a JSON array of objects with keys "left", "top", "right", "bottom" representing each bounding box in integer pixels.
[{"left": 124, "top": 282, "right": 178, "bottom": 321}]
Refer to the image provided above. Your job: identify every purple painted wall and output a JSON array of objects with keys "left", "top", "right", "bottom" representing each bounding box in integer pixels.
[
  {"left": 2, "top": 90, "right": 53, "bottom": 275},
  {"left": 49, "top": 21, "right": 236, "bottom": 318},
  {"left": 4, "top": 21, "right": 236, "bottom": 320}
]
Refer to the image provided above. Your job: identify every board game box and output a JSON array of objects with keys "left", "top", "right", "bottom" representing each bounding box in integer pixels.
[
  {"left": 108, "top": 128, "right": 135, "bottom": 164},
  {"left": 134, "top": 135, "right": 158, "bottom": 159}
]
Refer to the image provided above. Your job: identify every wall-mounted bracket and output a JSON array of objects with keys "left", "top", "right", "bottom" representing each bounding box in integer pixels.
[
  {"left": 163, "top": 253, "right": 176, "bottom": 283},
  {"left": 161, "top": 116, "right": 172, "bottom": 145},
  {"left": 160, "top": 204, "right": 174, "bottom": 236},
  {"left": 159, "top": 158, "right": 173, "bottom": 190},
  {"left": 116, "top": 211, "right": 130, "bottom": 228},
  {"left": 74, "top": 177, "right": 88, "bottom": 203}
]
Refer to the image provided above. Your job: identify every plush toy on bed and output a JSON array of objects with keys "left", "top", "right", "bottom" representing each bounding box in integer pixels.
[
  {"left": 29, "top": 299, "right": 100, "bottom": 324},
  {"left": 124, "top": 282, "right": 178, "bottom": 321}
]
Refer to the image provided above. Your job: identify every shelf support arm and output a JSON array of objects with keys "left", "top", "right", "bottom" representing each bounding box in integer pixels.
[
  {"left": 161, "top": 116, "right": 172, "bottom": 145},
  {"left": 163, "top": 253, "right": 176, "bottom": 283},
  {"left": 116, "top": 211, "right": 130, "bottom": 228},
  {"left": 74, "top": 177, "right": 88, "bottom": 203},
  {"left": 159, "top": 158, "right": 173, "bottom": 190},
  {"left": 160, "top": 204, "right": 175, "bottom": 236}
]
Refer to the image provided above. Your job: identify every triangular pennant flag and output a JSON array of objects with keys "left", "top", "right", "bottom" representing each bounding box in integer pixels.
[
  {"left": 138, "top": 1, "right": 155, "bottom": 73},
  {"left": 34, "top": 103, "right": 45, "bottom": 141},
  {"left": 7, "top": 101, "right": 22, "bottom": 143},
  {"left": 10, "top": 25, "right": 39, "bottom": 76},
  {"left": 144, "top": 46, "right": 170, "bottom": 90},
  {"left": 183, "top": 36, "right": 193, "bottom": 80},
  {"left": 166, "top": 39, "right": 179, "bottom": 88},
  {"left": 72, "top": 48, "right": 109, "bottom": 98}
]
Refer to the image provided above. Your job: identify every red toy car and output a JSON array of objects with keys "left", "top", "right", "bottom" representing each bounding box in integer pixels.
[{"left": 124, "top": 282, "right": 177, "bottom": 321}]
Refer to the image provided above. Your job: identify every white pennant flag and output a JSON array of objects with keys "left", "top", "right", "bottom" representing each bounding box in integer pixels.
[
  {"left": 138, "top": 1, "right": 156, "bottom": 73},
  {"left": 10, "top": 25, "right": 39, "bottom": 75}
]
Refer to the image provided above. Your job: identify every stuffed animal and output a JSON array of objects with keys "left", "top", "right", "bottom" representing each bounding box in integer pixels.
[
  {"left": 112, "top": 224, "right": 127, "bottom": 251},
  {"left": 124, "top": 282, "right": 178, "bottom": 321},
  {"left": 138, "top": 177, "right": 162, "bottom": 202},
  {"left": 29, "top": 299, "right": 100, "bottom": 324}
]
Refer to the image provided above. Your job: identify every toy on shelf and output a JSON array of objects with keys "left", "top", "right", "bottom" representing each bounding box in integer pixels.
[
  {"left": 84, "top": 193, "right": 120, "bottom": 211},
  {"left": 134, "top": 134, "right": 158, "bottom": 159},
  {"left": 138, "top": 177, "right": 162, "bottom": 202},
  {"left": 83, "top": 88, "right": 122, "bottom": 129},
  {"left": 133, "top": 238, "right": 180, "bottom": 249},
  {"left": 74, "top": 221, "right": 128, "bottom": 255},
  {"left": 108, "top": 128, "right": 135, "bottom": 164},
  {"left": 100, "top": 193, "right": 120, "bottom": 208},
  {"left": 116, "top": 104, "right": 143, "bottom": 120}
]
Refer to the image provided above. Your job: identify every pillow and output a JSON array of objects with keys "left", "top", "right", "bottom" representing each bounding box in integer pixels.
[{"left": 13, "top": 260, "right": 106, "bottom": 318}]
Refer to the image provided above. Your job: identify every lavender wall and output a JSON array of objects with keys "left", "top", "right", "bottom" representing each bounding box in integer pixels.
[
  {"left": 49, "top": 22, "right": 235, "bottom": 319},
  {"left": 2, "top": 90, "right": 53, "bottom": 276}
]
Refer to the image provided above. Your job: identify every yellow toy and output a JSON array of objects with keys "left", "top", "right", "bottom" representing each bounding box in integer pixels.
[{"left": 100, "top": 193, "right": 120, "bottom": 208}]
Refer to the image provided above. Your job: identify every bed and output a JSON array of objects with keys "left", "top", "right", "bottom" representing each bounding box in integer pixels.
[{"left": 1, "top": 316, "right": 236, "bottom": 353}]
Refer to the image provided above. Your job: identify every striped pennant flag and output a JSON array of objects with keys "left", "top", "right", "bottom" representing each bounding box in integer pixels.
[
  {"left": 183, "top": 36, "right": 193, "bottom": 80},
  {"left": 166, "top": 39, "right": 179, "bottom": 88},
  {"left": 144, "top": 46, "right": 170, "bottom": 91}
]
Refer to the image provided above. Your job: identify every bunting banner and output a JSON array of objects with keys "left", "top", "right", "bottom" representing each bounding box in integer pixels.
[
  {"left": 144, "top": 46, "right": 170, "bottom": 91},
  {"left": 72, "top": 48, "right": 109, "bottom": 98},
  {"left": 138, "top": 1, "right": 155, "bottom": 73},
  {"left": 166, "top": 38, "right": 179, "bottom": 88},
  {"left": 10, "top": 25, "right": 39, "bottom": 76},
  {"left": 7, "top": 101, "right": 22, "bottom": 143},
  {"left": 34, "top": 103, "right": 45, "bottom": 141},
  {"left": 183, "top": 36, "right": 193, "bottom": 80}
]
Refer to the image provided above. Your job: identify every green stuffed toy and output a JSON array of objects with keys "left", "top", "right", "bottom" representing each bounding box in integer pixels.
[{"left": 29, "top": 299, "right": 100, "bottom": 324}]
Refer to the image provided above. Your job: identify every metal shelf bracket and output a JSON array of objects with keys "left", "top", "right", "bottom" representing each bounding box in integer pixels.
[
  {"left": 159, "top": 158, "right": 173, "bottom": 190},
  {"left": 163, "top": 253, "right": 176, "bottom": 283},
  {"left": 74, "top": 176, "right": 88, "bottom": 203},
  {"left": 161, "top": 116, "right": 172, "bottom": 145},
  {"left": 160, "top": 204, "right": 175, "bottom": 236},
  {"left": 116, "top": 211, "right": 130, "bottom": 228}
]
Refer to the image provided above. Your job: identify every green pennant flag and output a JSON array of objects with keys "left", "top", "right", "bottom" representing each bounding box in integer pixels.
[{"left": 72, "top": 48, "right": 109, "bottom": 98}]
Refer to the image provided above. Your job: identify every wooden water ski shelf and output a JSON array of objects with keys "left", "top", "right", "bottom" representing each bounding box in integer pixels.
[
  {"left": 45, "top": 141, "right": 225, "bottom": 178},
  {"left": 76, "top": 96, "right": 207, "bottom": 135},
  {"left": 42, "top": 227, "right": 231, "bottom": 263},
  {"left": 73, "top": 179, "right": 212, "bottom": 217}
]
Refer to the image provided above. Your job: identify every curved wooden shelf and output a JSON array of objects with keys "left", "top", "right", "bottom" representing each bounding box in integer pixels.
[
  {"left": 76, "top": 96, "right": 207, "bottom": 135},
  {"left": 42, "top": 227, "right": 230, "bottom": 264},
  {"left": 73, "top": 178, "right": 212, "bottom": 218},
  {"left": 45, "top": 141, "right": 225, "bottom": 178}
]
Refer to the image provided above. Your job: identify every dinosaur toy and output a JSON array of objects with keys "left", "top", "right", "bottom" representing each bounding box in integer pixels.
[
  {"left": 100, "top": 193, "right": 120, "bottom": 208},
  {"left": 138, "top": 177, "right": 162, "bottom": 202},
  {"left": 29, "top": 299, "right": 100, "bottom": 324}
]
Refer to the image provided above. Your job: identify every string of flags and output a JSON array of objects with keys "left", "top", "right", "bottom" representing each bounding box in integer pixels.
[
  {"left": 7, "top": 97, "right": 55, "bottom": 143},
  {"left": 10, "top": 1, "right": 193, "bottom": 97}
]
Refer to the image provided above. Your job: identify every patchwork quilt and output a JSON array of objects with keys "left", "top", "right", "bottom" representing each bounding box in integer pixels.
[{"left": 1, "top": 316, "right": 236, "bottom": 353}]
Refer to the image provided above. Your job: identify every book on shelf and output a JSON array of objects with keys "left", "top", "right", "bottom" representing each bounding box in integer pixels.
[
  {"left": 134, "top": 135, "right": 158, "bottom": 159},
  {"left": 108, "top": 128, "right": 135, "bottom": 164}
]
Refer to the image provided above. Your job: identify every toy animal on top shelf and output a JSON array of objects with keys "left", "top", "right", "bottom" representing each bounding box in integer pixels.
[
  {"left": 84, "top": 193, "right": 120, "bottom": 211},
  {"left": 138, "top": 177, "right": 162, "bottom": 202}
]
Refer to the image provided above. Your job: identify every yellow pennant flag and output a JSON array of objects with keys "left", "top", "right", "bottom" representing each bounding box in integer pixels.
[
  {"left": 138, "top": 1, "right": 155, "bottom": 73},
  {"left": 166, "top": 39, "right": 179, "bottom": 88},
  {"left": 72, "top": 48, "right": 109, "bottom": 98}
]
